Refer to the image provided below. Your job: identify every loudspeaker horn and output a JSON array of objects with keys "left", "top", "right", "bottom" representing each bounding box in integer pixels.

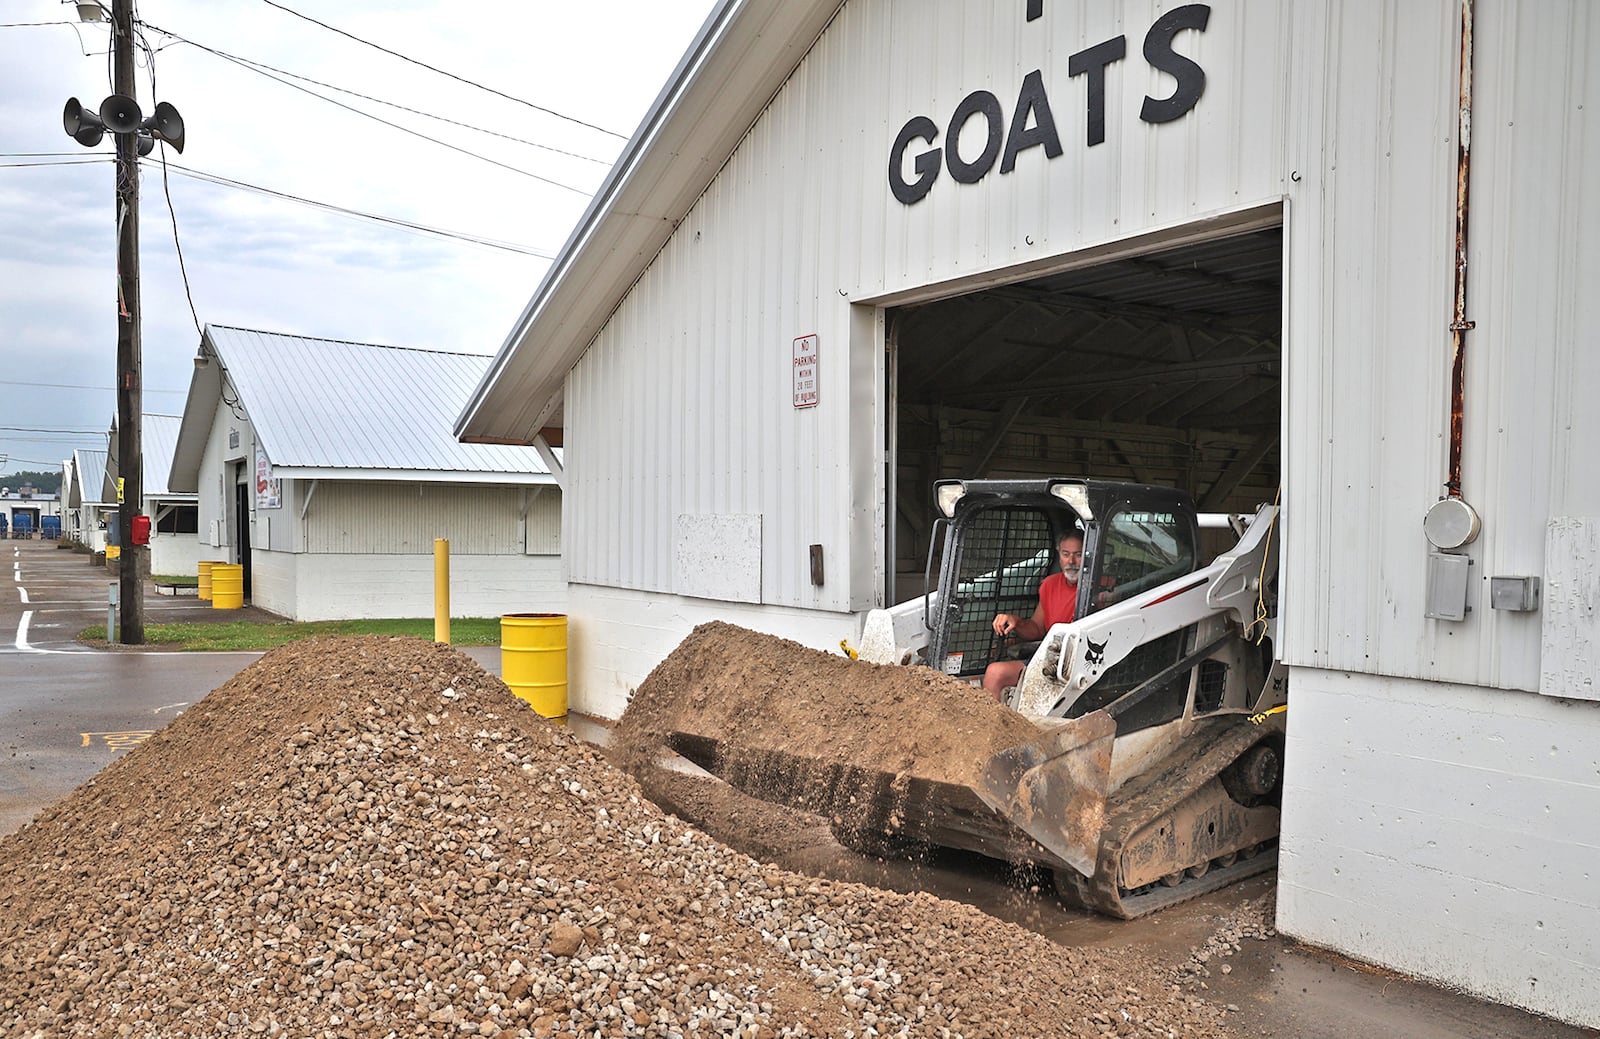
[
  {"left": 136, "top": 132, "right": 155, "bottom": 157},
  {"left": 63, "top": 97, "right": 105, "bottom": 146},
  {"left": 98, "top": 93, "right": 142, "bottom": 134},
  {"left": 139, "top": 101, "right": 185, "bottom": 154}
]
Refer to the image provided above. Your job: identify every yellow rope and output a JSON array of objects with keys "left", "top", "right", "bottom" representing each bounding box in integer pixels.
[{"left": 1243, "top": 486, "right": 1282, "bottom": 645}]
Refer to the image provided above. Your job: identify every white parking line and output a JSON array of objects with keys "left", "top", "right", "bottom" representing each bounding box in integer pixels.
[
  {"left": 18, "top": 587, "right": 29, "bottom": 604},
  {"left": 15, "top": 610, "right": 32, "bottom": 650}
]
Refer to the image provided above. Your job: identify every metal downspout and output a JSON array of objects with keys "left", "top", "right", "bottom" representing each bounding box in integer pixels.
[{"left": 1446, "top": 0, "right": 1475, "bottom": 499}]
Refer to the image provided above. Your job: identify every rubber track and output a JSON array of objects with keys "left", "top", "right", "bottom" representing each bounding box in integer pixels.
[{"left": 1066, "top": 716, "right": 1282, "bottom": 919}]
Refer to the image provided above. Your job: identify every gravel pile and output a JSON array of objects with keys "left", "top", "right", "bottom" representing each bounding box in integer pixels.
[{"left": 0, "top": 636, "right": 1228, "bottom": 1038}]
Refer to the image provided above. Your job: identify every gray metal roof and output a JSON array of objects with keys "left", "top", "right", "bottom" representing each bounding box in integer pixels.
[
  {"left": 181, "top": 327, "right": 556, "bottom": 485},
  {"left": 71, "top": 449, "right": 108, "bottom": 508},
  {"left": 141, "top": 414, "right": 186, "bottom": 498}
]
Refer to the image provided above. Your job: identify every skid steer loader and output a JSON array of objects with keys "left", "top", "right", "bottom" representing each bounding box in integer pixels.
[{"left": 664, "top": 478, "right": 1286, "bottom": 918}]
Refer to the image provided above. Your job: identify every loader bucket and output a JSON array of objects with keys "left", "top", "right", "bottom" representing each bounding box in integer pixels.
[
  {"left": 975, "top": 712, "right": 1117, "bottom": 877},
  {"left": 612, "top": 621, "right": 1070, "bottom": 867}
]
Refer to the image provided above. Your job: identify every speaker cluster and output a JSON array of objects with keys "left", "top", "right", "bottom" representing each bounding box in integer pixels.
[{"left": 63, "top": 95, "right": 185, "bottom": 155}]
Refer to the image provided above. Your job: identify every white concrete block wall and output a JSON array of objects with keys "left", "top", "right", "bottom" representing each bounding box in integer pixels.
[
  {"left": 148, "top": 533, "right": 209, "bottom": 577},
  {"left": 564, "top": 584, "right": 862, "bottom": 719},
  {"left": 249, "top": 550, "right": 297, "bottom": 618},
  {"left": 1278, "top": 667, "right": 1600, "bottom": 1028},
  {"left": 282, "top": 553, "right": 565, "bottom": 623}
]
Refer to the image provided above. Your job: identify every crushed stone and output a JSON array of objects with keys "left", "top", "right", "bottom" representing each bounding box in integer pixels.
[{"left": 0, "top": 635, "right": 1230, "bottom": 1038}]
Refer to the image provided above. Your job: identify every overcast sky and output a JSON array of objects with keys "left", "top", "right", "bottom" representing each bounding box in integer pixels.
[{"left": 0, "top": 0, "right": 715, "bottom": 480}]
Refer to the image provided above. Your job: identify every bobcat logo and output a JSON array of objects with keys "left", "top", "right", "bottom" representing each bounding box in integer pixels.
[{"left": 1084, "top": 637, "right": 1108, "bottom": 665}]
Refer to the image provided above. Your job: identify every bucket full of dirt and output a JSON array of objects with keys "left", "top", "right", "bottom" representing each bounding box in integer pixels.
[{"left": 613, "top": 621, "right": 1050, "bottom": 857}]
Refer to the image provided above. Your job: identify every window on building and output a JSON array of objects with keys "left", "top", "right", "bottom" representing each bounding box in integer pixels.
[{"left": 157, "top": 504, "right": 199, "bottom": 534}]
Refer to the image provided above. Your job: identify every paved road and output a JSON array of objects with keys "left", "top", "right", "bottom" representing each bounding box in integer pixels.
[
  {"left": 0, "top": 540, "right": 262, "bottom": 834},
  {"left": 0, "top": 540, "right": 499, "bottom": 836}
]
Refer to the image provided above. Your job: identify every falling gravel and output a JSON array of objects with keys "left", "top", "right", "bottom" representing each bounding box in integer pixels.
[{"left": 0, "top": 636, "right": 1228, "bottom": 1038}]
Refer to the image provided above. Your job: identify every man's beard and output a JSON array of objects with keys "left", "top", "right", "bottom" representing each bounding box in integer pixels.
[{"left": 1062, "top": 566, "right": 1081, "bottom": 584}]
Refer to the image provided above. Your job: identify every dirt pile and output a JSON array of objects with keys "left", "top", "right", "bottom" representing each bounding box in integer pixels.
[{"left": 0, "top": 635, "right": 1227, "bottom": 1038}]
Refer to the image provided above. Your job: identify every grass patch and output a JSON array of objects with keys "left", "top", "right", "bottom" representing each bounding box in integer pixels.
[
  {"left": 79, "top": 617, "right": 503, "bottom": 652},
  {"left": 152, "top": 574, "right": 199, "bottom": 586}
]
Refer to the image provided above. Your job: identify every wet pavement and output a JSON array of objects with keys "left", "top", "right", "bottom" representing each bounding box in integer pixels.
[{"left": 3, "top": 539, "right": 1594, "bottom": 1037}]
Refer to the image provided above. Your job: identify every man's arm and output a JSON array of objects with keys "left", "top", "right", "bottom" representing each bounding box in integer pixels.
[{"left": 992, "top": 598, "right": 1051, "bottom": 641}]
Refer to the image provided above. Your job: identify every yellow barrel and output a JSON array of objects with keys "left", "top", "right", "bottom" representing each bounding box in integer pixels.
[
  {"left": 197, "top": 559, "right": 224, "bottom": 601},
  {"left": 501, "top": 613, "right": 568, "bottom": 719},
  {"left": 211, "top": 563, "right": 244, "bottom": 609}
]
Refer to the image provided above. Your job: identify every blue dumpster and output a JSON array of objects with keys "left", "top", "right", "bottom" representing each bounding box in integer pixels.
[
  {"left": 12, "top": 514, "right": 31, "bottom": 539},
  {"left": 41, "top": 516, "right": 61, "bottom": 540}
]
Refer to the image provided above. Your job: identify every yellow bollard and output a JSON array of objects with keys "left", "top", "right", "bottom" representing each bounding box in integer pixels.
[
  {"left": 501, "top": 613, "right": 568, "bottom": 719},
  {"left": 433, "top": 538, "right": 450, "bottom": 644}
]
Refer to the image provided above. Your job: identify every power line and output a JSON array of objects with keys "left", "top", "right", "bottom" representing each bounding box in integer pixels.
[
  {"left": 0, "top": 158, "right": 114, "bottom": 168},
  {"left": 3, "top": 154, "right": 552, "bottom": 257},
  {"left": 154, "top": 147, "right": 202, "bottom": 335},
  {"left": 0, "top": 426, "right": 109, "bottom": 434},
  {"left": 161, "top": 162, "right": 556, "bottom": 257},
  {"left": 260, "top": 0, "right": 627, "bottom": 141},
  {"left": 0, "top": 379, "right": 185, "bottom": 394},
  {"left": 146, "top": 31, "right": 593, "bottom": 196},
  {"left": 138, "top": 22, "right": 612, "bottom": 166}
]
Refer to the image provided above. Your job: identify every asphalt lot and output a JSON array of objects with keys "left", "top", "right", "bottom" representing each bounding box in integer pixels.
[{"left": 2, "top": 539, "right": 1593, "bottom": 1037}]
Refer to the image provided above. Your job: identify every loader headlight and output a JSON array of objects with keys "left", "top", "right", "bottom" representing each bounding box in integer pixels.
[
  {"left": 934, "top": 480, "right": 966, "bottom": 519},
  {"left": 1048, "top": 481, "right": 1094, "bottom": 521}
]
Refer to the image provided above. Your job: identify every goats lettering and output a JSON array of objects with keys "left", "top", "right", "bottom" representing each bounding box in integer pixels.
[{"left": 888, "top": 4, "right": 1211, "bottom": 206}]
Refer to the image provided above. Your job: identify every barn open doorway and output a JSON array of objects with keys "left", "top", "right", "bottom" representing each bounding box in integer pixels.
[{"left": 886, "top": 224, "right": 1282, "bottom": 603}]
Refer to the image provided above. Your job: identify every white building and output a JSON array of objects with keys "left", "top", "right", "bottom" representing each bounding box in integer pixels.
[
  {"left": 104, "top": 414, "right": 206, "bottom": 577},
  {"left": 170, "top": 326, "right": 563, "bottom": 621},
  {"left": 0, "top": 484, "right": 60, "bottom": 535},
  {"left": 455, "top": 0, "right": 1600, "bottom": 1027},
  {"left": 65, "top": 448, "right": 110, "bottom": 551}
]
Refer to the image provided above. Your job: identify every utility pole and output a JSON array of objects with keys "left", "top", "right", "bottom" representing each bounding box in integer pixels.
[{"left": 112, "top": 0, "right": 144, "bottom": 645}]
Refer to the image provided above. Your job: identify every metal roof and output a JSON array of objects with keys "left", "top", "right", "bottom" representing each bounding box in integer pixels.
[
  {"left": 71, "top": 449, "right": 108, "bottom": 508},
  {"left": 173, "top": 326, "right": 557, "bottom": 489},
  {"left": 455, "top": 0, "right": 845, "bottom": 443},
  {"left": 141, "top": 414, "right": 186, "bottom": 498}
]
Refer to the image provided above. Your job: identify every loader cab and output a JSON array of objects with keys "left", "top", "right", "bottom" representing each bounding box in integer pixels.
[{"left": 926, "top": 479, "right": 1200, "bottom": 683}]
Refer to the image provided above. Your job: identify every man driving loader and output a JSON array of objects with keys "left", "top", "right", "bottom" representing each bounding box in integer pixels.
[{"left": 982, "top": 530, "right": 1083, "bottom": 701}]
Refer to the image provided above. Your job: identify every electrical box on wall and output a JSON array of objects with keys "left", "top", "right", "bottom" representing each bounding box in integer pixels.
[
  {"left": 1425, "top": 551, "right": 1472, "bottom": 621},
  {"left": 1489, "top": 575, "right": 1540, "bottom": 612}
]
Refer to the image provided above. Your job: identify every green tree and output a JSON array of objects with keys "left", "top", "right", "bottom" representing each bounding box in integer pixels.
[{"left": 1, "top": 470, "right": 62, "bottom": 495}]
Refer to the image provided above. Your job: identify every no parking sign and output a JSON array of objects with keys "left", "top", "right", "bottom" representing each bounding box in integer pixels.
[{"left": 792, "top": 334, "right": 819, "bottom": 408}]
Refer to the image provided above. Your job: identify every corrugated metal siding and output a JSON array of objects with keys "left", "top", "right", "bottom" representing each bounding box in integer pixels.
[
  {"left": 305, "top": 480, "right": 523, "bottom": 555},
  {"left": 567, "top": 0, "right": 1296, "bottom": 609},
  {"left": 1281, "top": 0, "right": 1600, "bottom": 692},
  {"left": 525, "top": 489, "right": 561, "bottom": 555}
]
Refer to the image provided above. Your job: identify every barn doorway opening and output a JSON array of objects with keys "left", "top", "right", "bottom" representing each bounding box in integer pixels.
[{"left": 886, "top": 224, "right": 1283, "bottom": 603}]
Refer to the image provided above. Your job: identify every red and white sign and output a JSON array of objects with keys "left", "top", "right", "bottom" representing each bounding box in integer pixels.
[{"left": 792, "top": 333, "right": 819, "bottom": 408}]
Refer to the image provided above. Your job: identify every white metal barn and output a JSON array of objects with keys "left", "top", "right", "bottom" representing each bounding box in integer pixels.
[
  {"left": 170, "top": 326, "right": 563, "bottom": 622},
  {"left": 66, "top": 448, "right": 109, "bottom": 551},
  {"left": 456, "top": 0, "right": 1599, "bottom": 1026},
  {"left": 104, "top": 414, "right": 205, "bottom": 576}
]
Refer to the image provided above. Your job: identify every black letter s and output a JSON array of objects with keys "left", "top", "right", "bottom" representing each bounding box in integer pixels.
[{"left": 1140, "top": 3, "right": 1210, "bottom": 124}]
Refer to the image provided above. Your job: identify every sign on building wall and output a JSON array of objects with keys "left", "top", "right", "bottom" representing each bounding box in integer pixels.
[
  {"left": 255, "top": 444, "right": 281, "bottom": 510},
  {"left": 793, "top": 334, "right": 819, "bottom": 408}
]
